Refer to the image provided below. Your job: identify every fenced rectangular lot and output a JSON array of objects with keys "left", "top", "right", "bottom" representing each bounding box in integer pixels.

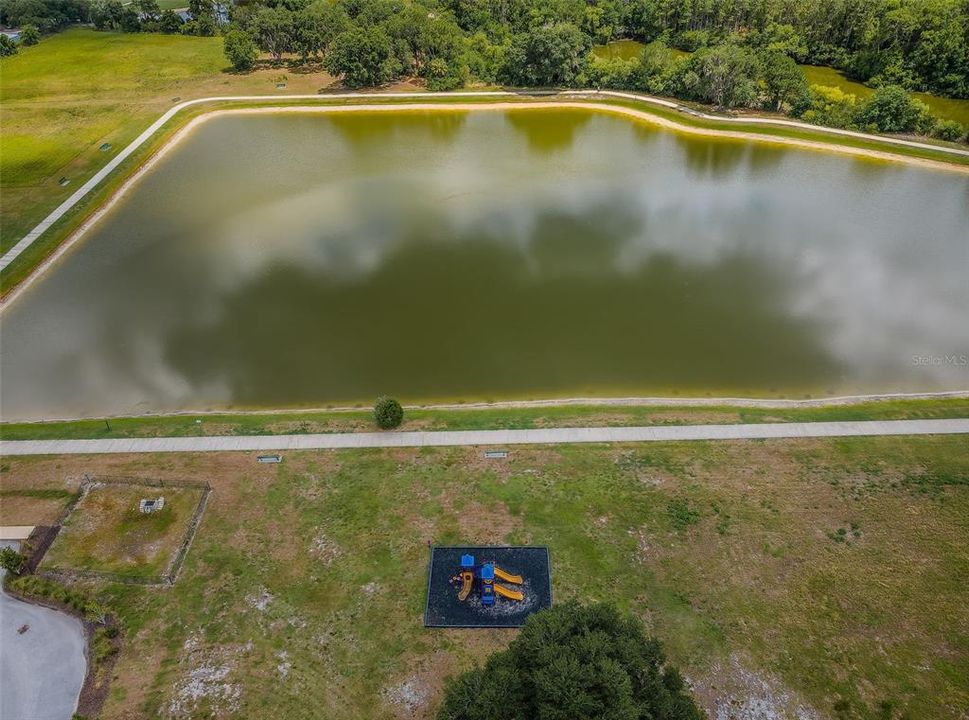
[{"left": 41, "top": 478, "right": 208, "bottom": 584}]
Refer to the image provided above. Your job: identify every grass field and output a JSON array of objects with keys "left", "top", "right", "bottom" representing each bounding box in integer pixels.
[
  {"left": 0, "top": 28, "right": 341, "bottom": 258},
  {"left": 4, "top": 435, "right": 967, "bottom": 719},
  {"left": 41, "top": 482, "right": 205, "bottom": 580},
  {"left": 2, "top": 397, "right": 968, "bottom": 441}
]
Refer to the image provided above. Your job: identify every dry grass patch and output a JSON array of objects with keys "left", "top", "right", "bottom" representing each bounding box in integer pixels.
[
  {"left": 2, "top": 436, "right": 966, "bottom": 720},
  {"left": 0, "top": 488, "right": 76, "bottom": 525}
]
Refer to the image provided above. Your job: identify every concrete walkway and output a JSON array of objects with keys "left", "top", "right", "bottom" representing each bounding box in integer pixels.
[
  {"left": 1, "top": 419, "right": 966, "bottom": 456},
  {"left": 3, "top": 89, "right": 968, "bottom": 275}
]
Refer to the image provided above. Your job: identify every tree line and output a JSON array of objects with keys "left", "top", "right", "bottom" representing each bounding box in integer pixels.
[{"left": 1, "top": 0, "right": 967, "bottom": 141}]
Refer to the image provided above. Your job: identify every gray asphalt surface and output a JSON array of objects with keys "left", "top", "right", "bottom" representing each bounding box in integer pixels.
[{"left": 0, "top": 542, "right": 86, "bottom": 720}]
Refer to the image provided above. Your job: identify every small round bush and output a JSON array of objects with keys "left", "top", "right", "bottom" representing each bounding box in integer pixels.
[
  {"left": 20, "top": 24, "right": 40, "bottom": 46},
  {"left": 373, "top": 396, "right": 404, "bottom": 429},
  {"left": 932, "top": 119, "right": 965, "bottom": 143},
  {"left": 0, "top": 546, "right": 25, "bottom": 574}
]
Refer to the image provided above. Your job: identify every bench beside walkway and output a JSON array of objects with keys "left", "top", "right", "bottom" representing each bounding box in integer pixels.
[{"left": 2, "top": 418, "right": 967, "bottom": 456}]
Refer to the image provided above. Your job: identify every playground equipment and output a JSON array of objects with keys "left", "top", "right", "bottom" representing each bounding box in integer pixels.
[{"left": 452, "top": 554, "right": 524, "bottom": 605}]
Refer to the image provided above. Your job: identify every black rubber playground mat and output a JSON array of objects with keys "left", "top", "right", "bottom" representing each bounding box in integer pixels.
[{"left": 424, "top": 546, "right": 552, "bottom": 628}]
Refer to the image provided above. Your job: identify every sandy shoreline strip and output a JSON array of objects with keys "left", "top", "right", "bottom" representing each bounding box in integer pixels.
[
  {"left": 3, "top": 98, "right": 967, "bottom": 310},
  {"left": 5, "top": 391, "right": 968, "bottom": 426}
]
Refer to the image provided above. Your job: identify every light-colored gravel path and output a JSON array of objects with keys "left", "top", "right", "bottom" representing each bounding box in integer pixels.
[
  {"left": 0, "top": 549, "right": 86, "bottom": 720},
  {"left": 2, "top": 419, "right": 966, "bottom": 456}
]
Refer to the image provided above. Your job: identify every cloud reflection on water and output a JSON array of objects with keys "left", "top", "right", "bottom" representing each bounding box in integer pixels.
[{"left": 0, "top": 109, "right": 966, "bottom": 419}]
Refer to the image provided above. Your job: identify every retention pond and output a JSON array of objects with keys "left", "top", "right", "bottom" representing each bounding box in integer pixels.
[{"left": 1, "top": 107, "right": 967, "bottom": 420}]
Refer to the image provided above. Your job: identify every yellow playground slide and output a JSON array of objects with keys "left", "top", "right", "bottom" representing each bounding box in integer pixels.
[
  {"left": 493, "top": 566, "right": 523, "bottom": 584},
  {"left": 458, "top": 571, "right": 474, "bottom": 601},
  {"left": 494, "top": 584, "right": 525, "bottom": 601}
]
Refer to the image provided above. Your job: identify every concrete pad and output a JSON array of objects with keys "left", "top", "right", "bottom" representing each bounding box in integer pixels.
[{"left": 0, "top": 553, "right": 86, "bottom": 720}]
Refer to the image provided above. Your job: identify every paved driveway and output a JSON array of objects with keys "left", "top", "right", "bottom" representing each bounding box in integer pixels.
[{"left": 0, "top": 542, "right": 86, "bottom": 720}]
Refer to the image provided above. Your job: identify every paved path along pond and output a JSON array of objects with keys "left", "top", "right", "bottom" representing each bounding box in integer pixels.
[
  {"left": 0, "top": 559, "right": 86, "bottom": 719},
  {"left": 2, "top": 418, "right": 966, "bottom": 456}
]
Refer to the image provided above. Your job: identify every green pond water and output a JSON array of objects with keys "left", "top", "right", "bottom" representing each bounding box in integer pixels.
[{"left": 1, "top": 108, "right": 967, "bottom": 420}]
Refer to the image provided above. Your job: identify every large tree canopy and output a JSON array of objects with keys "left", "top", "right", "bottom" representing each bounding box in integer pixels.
[
  {"left": 437, "top": 602, "right": 703, "bottom": 720},
  {"left": 502, "top": 22, "right": 590, "bottom": 87}
]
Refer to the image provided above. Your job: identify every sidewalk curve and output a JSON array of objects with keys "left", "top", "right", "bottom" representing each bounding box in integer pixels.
[{"left": 2, "top": 419, "right": 967, "bottom": 456}]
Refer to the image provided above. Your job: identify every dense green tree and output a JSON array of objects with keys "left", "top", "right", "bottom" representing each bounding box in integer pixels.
[
  {"left": 931, "top": 118, "right": 966, "bottom": 141},
  {"left": 0, "top": 547, "right": 25, "bottom": 574},
  {"left": 502, "top": 22, "right": 589, "bottom": 86},
  {"left": 158, "top": 9, "right": 183, "bottom": 33},
  {"left": 224, "top": 27, "right": 258, "bottom": 70},
  {"left": 635, "top": 39, "right": 683, "bottom": 94},
  {"left": 587, "top": 55, "right": 637, "bottom": 90},
  {"left": 855, "top": 84, "right": 934, "bottom": 133},
  {"left": 760, "top": 51, "right": 808, "bottom": 111},
  {"left": 0, "top": 32, "right": 15, "bottom": 56},
  {"left": 462, "top": 31, "right": 505, "bottom": 84},
  {"left": 90, "top": 0, "right": 139, "bottom": 31},
  {"left": 749, "top": 22, "right": 808, "bottom": 62},
  {"left": 674, "top": 29, "right": 711, "bottom": 52},
  {"left": 0, "top": 0, "right": 89, "bottom": 32},
  {"left": 136, "top": 0, "right": 160, "bottom": 23},
  {"left": 19, "top": 22, "right": 39, "bottom": 45},
  {"left": 437, "top": 602, "right": 702, "bottom": 720},
  {"left": 185, "top": 0, "right": 216, "bottom": 36},
  {"left": 325, "top": 25, "right": 392, "bottom": 87},
  {"left": 384, "top": 5, "right": 464, "bottom": 79},
  {"left": 582, "top": 1, "right": 620, "bottom": 44},
  {"left": 682, "top": 43, "right": 761, "bottom": 108},
  {"left": 293, "top": 2, "right": 348, "bottom": 61},
  {"left": 373, "top": 396, "right": 404, "bottom": 429},
  {"left": 797, "top": 84, "right": 860, "bottom": 129},
  {"left": 251, "top": 6, "right": 294, "bottom": 61}
]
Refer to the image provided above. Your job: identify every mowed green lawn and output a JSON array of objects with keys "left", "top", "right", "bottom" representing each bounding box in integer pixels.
[
  {"left": 6, "top": 436, "right": 967, "bottom": 719},
  {"left": 0, "top": 28, "right": 335, "bottom": 259},
  {"left": 1, "top": 30, "right": 223, "bottom": 249}
]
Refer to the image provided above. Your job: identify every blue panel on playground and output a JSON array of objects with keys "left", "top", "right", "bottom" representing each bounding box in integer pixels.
[{"left": 424, "top": 546, "right": 552, "bottom": 628}]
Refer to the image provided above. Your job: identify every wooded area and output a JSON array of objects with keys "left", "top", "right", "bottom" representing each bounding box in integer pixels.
[{"left": 2, "top": 0, "right": 968, "bottom": 140}]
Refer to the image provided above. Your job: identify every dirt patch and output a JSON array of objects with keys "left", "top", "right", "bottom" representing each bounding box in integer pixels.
[
  {"left": 165, "top": 633, "right": 260, "bottom": 719},
  {"left": 245, "top": 587, "right": 274, "bottom": 613},
  {"left": 426, "top": 489, "right": 523, "bottom": 545},
  {"left": 382, "top": 651, "right": 454, "bottom": 720},
  {"left": 689, "top": 654, "right": 823, "bottom": 720}
]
